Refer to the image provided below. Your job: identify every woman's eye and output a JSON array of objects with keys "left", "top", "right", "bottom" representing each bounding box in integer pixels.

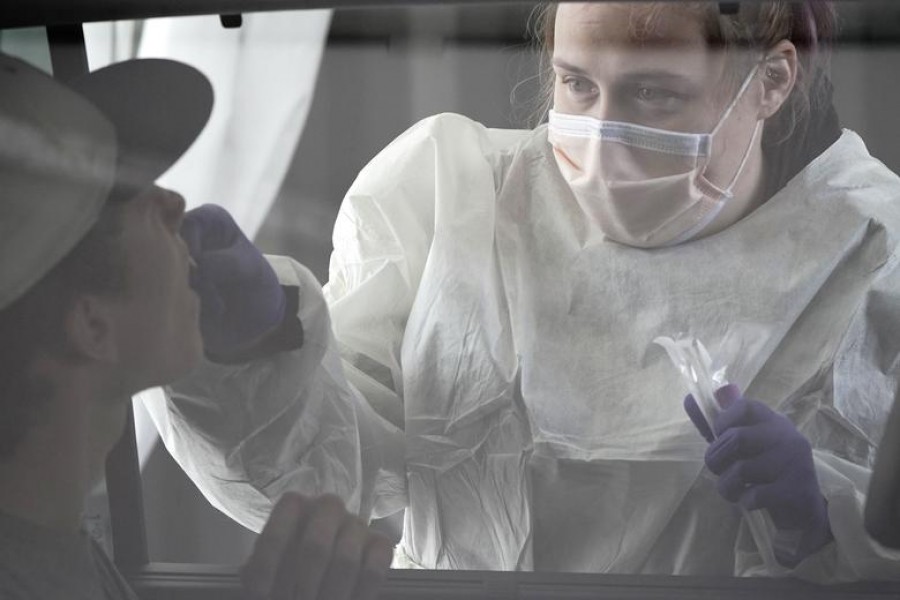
[
  {"left": 562, "top": 76, "right": 597, "bottom": 99},
  {"left": 634, "top": 86, "right": 683, "bottom": 108}
]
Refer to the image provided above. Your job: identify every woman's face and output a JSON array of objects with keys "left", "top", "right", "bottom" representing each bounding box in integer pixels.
[{"left": 552, "top": 3, "right": 765, "bottom": 193}]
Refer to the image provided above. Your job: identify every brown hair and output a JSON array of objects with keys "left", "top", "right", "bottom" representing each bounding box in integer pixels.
[
  {"left": 0, "top": 201, "right": 128, "bottom": 458},
  {"left": 530, "top": 1, "right": 840, "bottom": 191}
]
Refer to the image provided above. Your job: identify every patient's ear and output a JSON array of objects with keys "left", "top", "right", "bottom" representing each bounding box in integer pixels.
[
  {"left": 757, "top": 40, "right": 798, "bottom": 120},
  {"left": 64, "top": 295, "right": 119, "bottom": 363}
]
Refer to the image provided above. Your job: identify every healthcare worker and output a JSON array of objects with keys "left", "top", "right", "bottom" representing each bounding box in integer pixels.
[
  {"left": 153, "top": 1, "right": 900, "bottom": 581},
  {"left": 0, "top": 53, "right": 391, "bottom": 600}
]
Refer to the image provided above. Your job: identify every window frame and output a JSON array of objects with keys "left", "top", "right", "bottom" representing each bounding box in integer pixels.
[{"left": 20, "top": 3, "right": 900, "bottom": 597}]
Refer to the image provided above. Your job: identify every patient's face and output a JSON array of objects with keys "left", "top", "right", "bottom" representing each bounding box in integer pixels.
[{"left": 111, "top": 186, "right": 203, "bottom": 392}]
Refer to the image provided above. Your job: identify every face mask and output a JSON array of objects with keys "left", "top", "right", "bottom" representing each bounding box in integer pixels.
[{"left": 548, "top": 65, "right": 762, "bottom": 248}]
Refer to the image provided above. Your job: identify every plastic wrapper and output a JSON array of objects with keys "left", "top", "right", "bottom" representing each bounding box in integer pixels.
[{"left": 655, "top": 334, "right": 800, "bottom": 574}]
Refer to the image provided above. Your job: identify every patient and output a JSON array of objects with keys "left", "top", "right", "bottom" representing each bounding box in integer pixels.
[{"left": 0, "top": 52, "right": 391, "bottom": 599}]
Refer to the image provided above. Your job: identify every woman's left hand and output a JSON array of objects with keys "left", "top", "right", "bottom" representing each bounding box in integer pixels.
[{"left": 684, "top": 384, "right": 833, "bottom": 567}]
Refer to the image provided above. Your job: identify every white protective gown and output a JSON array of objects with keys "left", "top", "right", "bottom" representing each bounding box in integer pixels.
[{"left": 151, "top": 113, "right": 900, "bottom": 580}]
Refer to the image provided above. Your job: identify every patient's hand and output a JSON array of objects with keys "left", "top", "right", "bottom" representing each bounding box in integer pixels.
[{"left": 241, "top": 493, "right": 393, "bottom": 600}]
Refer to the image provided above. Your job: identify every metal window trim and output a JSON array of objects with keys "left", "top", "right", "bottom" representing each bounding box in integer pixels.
[
  {"left": 126, "top": 563, "right": 900, "bottom": 599},
  {"left": 2, "top": 0, "right": 837, "bottom": 30},
  {"left": 106, "top": 405, "right": 151, "bottom": 570}
]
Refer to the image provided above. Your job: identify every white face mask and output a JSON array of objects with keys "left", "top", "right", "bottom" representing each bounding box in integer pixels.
[{"left": 548, "top": 66, "right": 762, "bottom": 248}]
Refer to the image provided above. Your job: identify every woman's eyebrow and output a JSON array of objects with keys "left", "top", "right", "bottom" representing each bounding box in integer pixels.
[
  {"left": 551, "top": 59, "right": 697, "bottom": 86},
  {"left": 618, "top": 70, "right": 695, "bottom": 84},
  {"left": 551, "top": 58, "right": 592, "bottom": 76}
]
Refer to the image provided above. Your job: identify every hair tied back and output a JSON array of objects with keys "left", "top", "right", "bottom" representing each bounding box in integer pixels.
[{"left": 719, "top": 2, "right": 740, "bottom": 15}]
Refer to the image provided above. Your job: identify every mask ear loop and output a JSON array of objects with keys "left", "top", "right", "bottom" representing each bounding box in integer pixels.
[
  {"left": 708, "top": 62, "right": 764, "bottom": 196},
  {"left": 721, "top": 120, "right": 762, "bottom": 197},
  {"left": 711, "top": 63, "right": 762, "bottom": 138}
]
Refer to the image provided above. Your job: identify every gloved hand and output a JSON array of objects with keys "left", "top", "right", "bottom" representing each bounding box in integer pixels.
[
  {"left": 684, "top": 384, "right": 832, "bottom": 567},
  {"left": 181, "top": 204, "right": 286, "bottom": 359}
]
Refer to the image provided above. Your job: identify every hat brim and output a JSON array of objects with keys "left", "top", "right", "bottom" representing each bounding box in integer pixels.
[{"left": 68, "top": 58, "right": 213, "bottom": 203}]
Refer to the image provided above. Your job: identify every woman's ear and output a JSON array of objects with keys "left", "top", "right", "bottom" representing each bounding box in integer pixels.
[
  {"left": 758, "top": 40, "right": 798, "bottom": 120},
  {"left": 64, "top": 295, "right": 119, "bottom": 364}
]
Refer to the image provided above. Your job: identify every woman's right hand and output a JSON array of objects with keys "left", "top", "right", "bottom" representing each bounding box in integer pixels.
[
  {"left": 241, "top": 493, "right": 393, "bottom": 600},
  {"left": 181, "top": 204, "right": 287, "bottom": 360}
]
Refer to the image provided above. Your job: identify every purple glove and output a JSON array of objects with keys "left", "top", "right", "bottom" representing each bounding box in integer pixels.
[
  {"left": 684, "top": 384, "right": 832, "bottom": 567},
  {"left": 181, "top": 204, "right": 286, "bottom": 359}
]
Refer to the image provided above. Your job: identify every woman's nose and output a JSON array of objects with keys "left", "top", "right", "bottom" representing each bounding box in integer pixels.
[{"left": 590, "top": 96, "right": 618, "bottom": 122}]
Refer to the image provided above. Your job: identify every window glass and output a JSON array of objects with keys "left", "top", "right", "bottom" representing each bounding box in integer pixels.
[
  {"left": 0, "top": 27, "right": 51, "bottom": 72},
  {"left": 11, "top": 2, "right": 900, "bottom": 588}
]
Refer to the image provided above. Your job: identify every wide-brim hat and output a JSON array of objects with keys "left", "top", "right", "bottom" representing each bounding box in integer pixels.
[{"left": 0, "top": 53, "right": 213, "bottom": 309}]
